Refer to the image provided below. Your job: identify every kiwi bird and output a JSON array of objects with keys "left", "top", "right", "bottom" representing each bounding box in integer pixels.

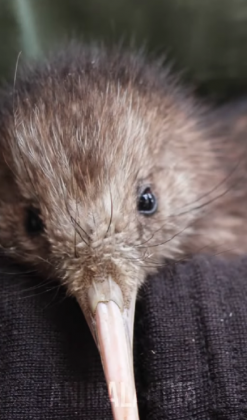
[{"left": 0, "top": 44, "right": 246, "bottom": 420}]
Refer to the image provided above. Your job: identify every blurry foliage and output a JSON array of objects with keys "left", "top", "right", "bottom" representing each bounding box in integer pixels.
[{"left": 1, "top": 0, "right": 247, "bottom": 100}]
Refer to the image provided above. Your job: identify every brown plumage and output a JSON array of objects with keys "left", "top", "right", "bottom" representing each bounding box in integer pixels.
[{"left": 0, "top": 43, "right": 246, "bottom": 420}]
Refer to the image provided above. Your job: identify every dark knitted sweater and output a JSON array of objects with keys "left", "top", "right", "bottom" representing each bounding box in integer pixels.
[{"left": 1, "top": 255, "right": 247, "bottom": 420}]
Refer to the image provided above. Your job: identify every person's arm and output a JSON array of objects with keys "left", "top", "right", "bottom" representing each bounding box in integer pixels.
[{"left": 1, "top": 255, "right": 247, "bottom": 419}]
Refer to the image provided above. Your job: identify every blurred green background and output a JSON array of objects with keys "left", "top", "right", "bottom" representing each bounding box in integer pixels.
[{"left": 1, "top": 0, "right": 247, "bottom": 102}]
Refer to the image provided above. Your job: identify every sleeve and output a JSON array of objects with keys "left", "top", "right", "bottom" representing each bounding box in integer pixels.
[{"left": 1, "top": 254, "right": 247, "bottom": 420}]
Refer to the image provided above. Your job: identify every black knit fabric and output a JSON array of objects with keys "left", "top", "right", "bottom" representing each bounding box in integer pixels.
[{"left": 1, "top": 255, "right": 247, "bottom": 420}]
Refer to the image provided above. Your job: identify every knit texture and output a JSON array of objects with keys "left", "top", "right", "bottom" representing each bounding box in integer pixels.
[{"left": 1, "top": 255, "right": 247, "bottom": 419}]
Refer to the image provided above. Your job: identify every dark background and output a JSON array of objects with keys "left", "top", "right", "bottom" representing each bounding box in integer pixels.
[{"left": 1, "top": 0, "right": 247, "bottom": 102}]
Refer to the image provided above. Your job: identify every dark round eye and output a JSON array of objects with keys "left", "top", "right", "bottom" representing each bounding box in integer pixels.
[
  {"left": 138, "top": 187, "right": 157, "bottom": 216},
  {"left": 25, "top": 207, "right": 44, "bottom": 236}
]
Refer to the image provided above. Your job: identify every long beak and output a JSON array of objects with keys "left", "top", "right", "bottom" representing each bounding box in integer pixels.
[{"left": 78, "top": 277, "right": 139, "bottom": 420}]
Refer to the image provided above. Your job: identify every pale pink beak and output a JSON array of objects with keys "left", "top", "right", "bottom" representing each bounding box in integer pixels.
[{"left": 78, "top": 277, "right": 139, "bottom": 420}]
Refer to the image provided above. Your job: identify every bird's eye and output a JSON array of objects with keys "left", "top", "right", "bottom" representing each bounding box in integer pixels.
[
  {"left": 25, "top": 207, "right": 44, "bottom": 236},
  {"left": 138, "top": 187, "right": 157, "bottom": 216}
]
